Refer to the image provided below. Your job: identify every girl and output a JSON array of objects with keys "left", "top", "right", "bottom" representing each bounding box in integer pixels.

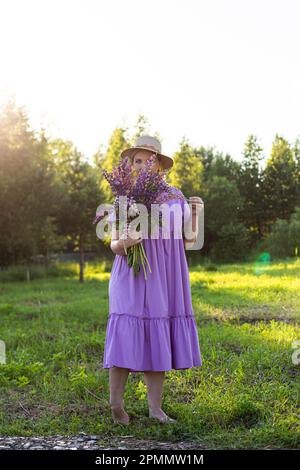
[{"left": 102, "top": 136, "right": 203, "bottom": 425}]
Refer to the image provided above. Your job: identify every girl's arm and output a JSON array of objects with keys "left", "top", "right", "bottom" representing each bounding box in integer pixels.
[{"left": 110, "top": 230, "right": 127, "bottom": 256}]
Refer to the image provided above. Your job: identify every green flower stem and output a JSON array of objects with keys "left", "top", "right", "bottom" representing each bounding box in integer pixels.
[
  {"left": 133, "top": 244, "right": 137, "bottom": 268},
  {"left": 139, "top": 244, "right": 147, "bottom": 280},
  {"left": 140, "top": 241, "right": 152, "bottom": 274},
  {"left": 125, "top": 239, "right": 152, "bottom": 279}
]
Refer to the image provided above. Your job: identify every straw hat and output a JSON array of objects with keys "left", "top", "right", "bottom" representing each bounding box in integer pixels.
[{"left": 120, "top": 135, "right": 174, "bottom": 170}]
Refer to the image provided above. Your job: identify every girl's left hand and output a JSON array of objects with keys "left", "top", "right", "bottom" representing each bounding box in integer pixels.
[{"left": 188, "top": 196, "right": 204, "bottom": 216}]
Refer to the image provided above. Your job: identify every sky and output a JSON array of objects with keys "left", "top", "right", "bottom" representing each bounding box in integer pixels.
[{"left": 0, "top": 0, "right": 299, "bottom": 163}]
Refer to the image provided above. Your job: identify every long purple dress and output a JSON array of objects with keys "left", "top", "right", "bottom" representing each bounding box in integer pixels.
[{"left": 102, "top": 189, "right": 202, "bottom": 372}]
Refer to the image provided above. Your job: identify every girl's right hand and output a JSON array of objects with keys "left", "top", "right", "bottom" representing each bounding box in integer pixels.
[
  {"left": 121, "top": 232, "right": 143, "bottom": 250},
  {"left": 110, "top": 228, "right": 143, "bottom": 256}
]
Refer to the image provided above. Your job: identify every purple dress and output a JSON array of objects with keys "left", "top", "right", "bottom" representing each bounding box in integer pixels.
[{"left": 103, "top": 189, "right": 202, "bottom": 372}]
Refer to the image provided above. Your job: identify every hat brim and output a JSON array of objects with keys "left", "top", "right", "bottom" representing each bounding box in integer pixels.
[{"left": 120, "top": 147, "right": 173, "bottom": 170}]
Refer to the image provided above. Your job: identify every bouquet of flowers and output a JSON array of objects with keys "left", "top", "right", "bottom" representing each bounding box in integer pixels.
[{"left": 93, "top": 154, "right": 177, "bottom": 279}]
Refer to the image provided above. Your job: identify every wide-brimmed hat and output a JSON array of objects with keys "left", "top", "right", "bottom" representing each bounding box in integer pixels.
[{"left": 120, "top": 135, "right": 174, "bottom": 170}]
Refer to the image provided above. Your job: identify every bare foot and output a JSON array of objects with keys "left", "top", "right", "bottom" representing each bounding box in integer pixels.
[
  {"left": 111, "top": 405, "right": 130, "bottom": 425},
  {"left": 149, "top": 407, "right": 176, "bottom": 423}
]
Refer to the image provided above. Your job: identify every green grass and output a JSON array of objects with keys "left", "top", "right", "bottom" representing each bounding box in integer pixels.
[{"left": 0, "top": 258, "right": 299, "bottom": 449}]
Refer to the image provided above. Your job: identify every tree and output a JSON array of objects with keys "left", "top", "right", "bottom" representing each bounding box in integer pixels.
[
  {"left": 204, "top": 150, "right": 241, "bottom": 183},
  {"left": 238, "top": 134, "right": 265, "bottom": 242},
  {"left": 262, "top": 135, "right": 297, "bottom": 230},
  {"left": 49, "top": 138, "right": 103, "bottom": 282},
  {"left": 288, "top": 207, "right": 300, "bottom": 257},
  {"left": 0, "top": 98, "right": 59, "bottom": 266},
  {"left": 202, "top": 175, "right": 244, "bottom": 257},
  {"left": 97, "top": 127, "right": 129, "bottom": 203},
  {"left": 168, "top": 137, "right": 204, "bottom": 197},
  {"left": 293, "top": 136, "right": 300, "bottom": 208},
  {"left": 211, "top": 222, "right": 250, "bottom": 262}
]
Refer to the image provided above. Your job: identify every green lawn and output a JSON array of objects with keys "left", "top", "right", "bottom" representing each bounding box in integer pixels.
[{"left": 0, "top": 258, "right": 299, "bottom": 449}]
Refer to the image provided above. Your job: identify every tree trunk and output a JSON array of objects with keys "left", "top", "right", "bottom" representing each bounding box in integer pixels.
[{"left": 79, "top": 234, "right": 84, "bottom": 283}]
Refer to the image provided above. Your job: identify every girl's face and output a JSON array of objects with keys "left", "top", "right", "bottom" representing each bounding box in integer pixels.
[{"left": 132, "top": 150, "right": 161, "bottom": 173}]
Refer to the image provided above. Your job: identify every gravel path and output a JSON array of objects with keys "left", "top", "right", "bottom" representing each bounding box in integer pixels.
[{"left": 0, "top": 432, "right": 207, "bottom": 450}]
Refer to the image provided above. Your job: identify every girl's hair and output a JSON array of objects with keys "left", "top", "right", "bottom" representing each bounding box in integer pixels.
[{"left": 155, "top": 155, "right": 164, "bottom": 174}]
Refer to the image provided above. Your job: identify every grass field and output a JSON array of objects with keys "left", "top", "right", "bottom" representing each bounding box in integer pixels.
[{"left": 0, "top": 258, "right": 299, "bottom": 449}]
